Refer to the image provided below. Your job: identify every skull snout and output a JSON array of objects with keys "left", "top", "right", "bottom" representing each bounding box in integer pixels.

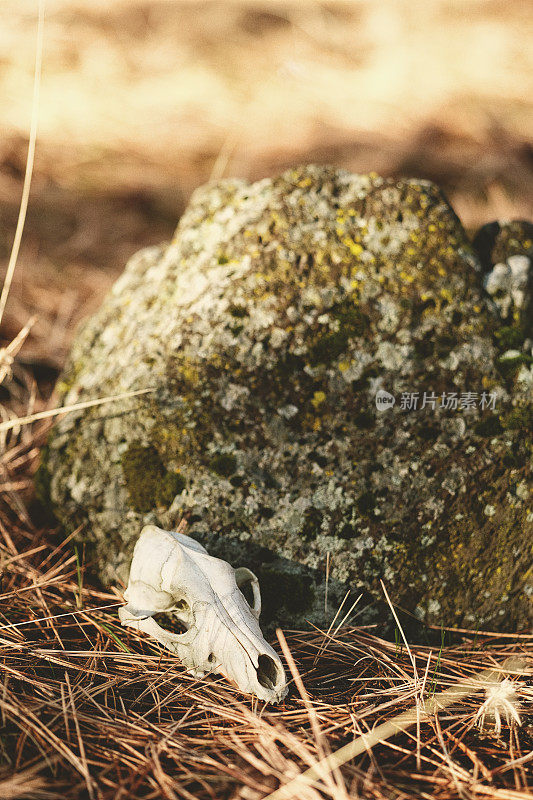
[
  {"left": 229, "top": 635, "right": 287, "bottom": 703},
  {"left": 223, "top": 645, "right": 286, "bottom": 703},
  {"left": 256, "top": 653, "right": 286, "bottom": 698}
]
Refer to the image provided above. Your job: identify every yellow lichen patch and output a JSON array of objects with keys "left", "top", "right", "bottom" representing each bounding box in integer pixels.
[
  {"left": 179, "top": 363, "right": 200, "bottom": 385},
  {"left": 207, "top": 353, "right": 223, "bottom": 369},
  {"left": 342, "top": 237, "right": 364, "bottom": 258},
  {"left": 399, "top": 271, "right": 414, "bottom": 283},
  {"left": 311, "top": 390, "right": 326, "bottom": 410}
]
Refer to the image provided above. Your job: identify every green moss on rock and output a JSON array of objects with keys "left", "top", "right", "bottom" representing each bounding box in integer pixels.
[
  {"left": 159, "top": 471, "right": 186, "bottom": 505},
  {"left": 494, "top": 326, "right": 526, "bottom": 351},
  {"left": 496, "top": 353, "right": 533, "bottom": 380},
  {"left": 121, "top": 442, "right": 184, "bottom": 512},
  {"left": 353, "top": 410, "right": 374, "bottom": 429},
  {"left": 425, "top": 477, "right": 532, "bottom": 630},
  {"left": 356, "top": 491, "right": 376, "bottom": 516},
  {"left": 501, "top": 406, "right": 533, "bottom": 431},
  {"left": 209, "top": 453, "right": 238, "bottom": 477},
  {"left": 300, "top": 507, "right": 323, "bottom": 541},
  {"left": 308, "top": 299, "right": 369, "bottom": 365},
  {"left": 474, "top": 414, "right": 503, "bottom": 437}
]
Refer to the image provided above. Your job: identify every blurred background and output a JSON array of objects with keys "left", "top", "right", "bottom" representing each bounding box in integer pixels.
[{"left": 0, "top": 0, "right": 532, "bottom": 387}]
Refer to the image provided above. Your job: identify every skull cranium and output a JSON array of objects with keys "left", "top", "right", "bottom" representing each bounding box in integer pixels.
[{"left": 119, "top": 525, "right": 288, "bottom": 702}]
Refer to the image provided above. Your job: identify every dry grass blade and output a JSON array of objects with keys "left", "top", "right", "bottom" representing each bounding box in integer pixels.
[
  {"left": 0, "top": 0, "right": 45, "bottom": 327},
  {"left": 0, "top": 388, "right": 154, "bottom": 434},
  {"left": 0, "top": 315, "right": 37, "bottom": 386},
  {"left": 0, "top": 763, "right": 50, "bottom": 800}
]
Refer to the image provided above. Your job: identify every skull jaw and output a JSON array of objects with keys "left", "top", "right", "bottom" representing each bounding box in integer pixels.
[{"left": 119, "top": 603, "right": 288, "bottom": 704}]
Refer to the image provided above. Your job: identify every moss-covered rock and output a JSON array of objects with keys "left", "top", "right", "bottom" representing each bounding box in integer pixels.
[{"left": 42, "top": 166, "right": 532, "bottom": 630}]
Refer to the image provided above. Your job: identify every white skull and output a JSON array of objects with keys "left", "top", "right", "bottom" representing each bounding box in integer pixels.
[{"left": 119, "top": 525, "right": 288, "bottom": 703}]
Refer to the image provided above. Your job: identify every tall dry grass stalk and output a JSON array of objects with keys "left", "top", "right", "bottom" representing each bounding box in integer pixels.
[{"left": 0, "top": 0, "right": 44, "bottom": 329}]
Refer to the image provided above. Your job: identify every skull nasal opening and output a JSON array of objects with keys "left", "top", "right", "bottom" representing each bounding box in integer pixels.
[{"left": 256, "top": 654, "right": 281, "bottom": 691}]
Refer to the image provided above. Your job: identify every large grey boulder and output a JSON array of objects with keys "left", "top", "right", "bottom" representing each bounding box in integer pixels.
[{"left": 39, "top": 166, "right": 532, "bottom": 631}]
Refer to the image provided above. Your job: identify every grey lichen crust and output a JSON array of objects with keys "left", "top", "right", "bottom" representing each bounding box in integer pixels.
[{"left": 41, "top": 166, "right": 533, "bottom": 631}]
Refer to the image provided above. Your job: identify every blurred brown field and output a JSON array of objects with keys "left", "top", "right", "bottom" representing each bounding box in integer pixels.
[{"left": 0, "top": 0, "right": 532, "bottom": 380}]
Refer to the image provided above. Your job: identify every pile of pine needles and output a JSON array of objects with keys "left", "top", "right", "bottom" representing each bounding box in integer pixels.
[{"left": 0, "top": 403, "right": 532, "bottom": 799}]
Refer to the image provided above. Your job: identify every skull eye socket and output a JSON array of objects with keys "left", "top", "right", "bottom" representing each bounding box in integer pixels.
[
  {"left": 239, "top": 581, "right": 254, "bottom": 608},
  {"left": 152, "top": 598, "right": 192, "bottom": 636},
  {"left": 151, "top": 611, "right": 188, "bottom": 635},
  {"left": 234, "top": 567, "right": 261, "bottom": 618}
]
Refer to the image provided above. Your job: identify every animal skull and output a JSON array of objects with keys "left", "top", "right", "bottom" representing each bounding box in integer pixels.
[{"left": 119, "top": 524, "right": 288, "bottom": 703}]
